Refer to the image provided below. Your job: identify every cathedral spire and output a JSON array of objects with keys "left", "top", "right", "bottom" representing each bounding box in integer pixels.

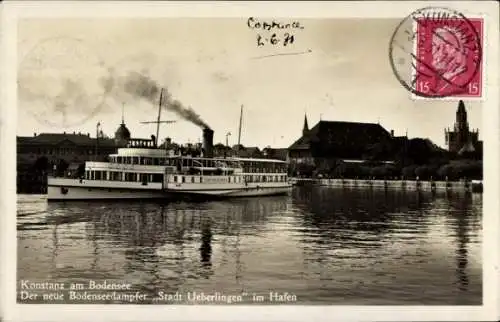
[
  {"left": 457, "top": 100, "right": 466, "bottom": 115},
  {"left": 302, "top": 113, "right": 309, "bottom": 137},
  {"left": 455, "top": 99, "right": 469, "bottom": 133}
]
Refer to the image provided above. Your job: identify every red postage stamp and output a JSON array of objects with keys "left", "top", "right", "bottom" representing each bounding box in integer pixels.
[{"left": 413, "top": 16, "right": 483, "bottom": 99}]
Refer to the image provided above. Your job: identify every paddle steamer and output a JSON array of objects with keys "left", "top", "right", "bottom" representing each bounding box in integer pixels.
[{"left": 47, "top": 91, "right": 291, "bottom": 201}]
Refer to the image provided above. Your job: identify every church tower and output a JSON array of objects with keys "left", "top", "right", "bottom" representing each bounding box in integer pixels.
[
  {"left": 302, "top": 114, "right": 309, "bottom": 137},
  {"left": 445, "top": 100, "right": 479, "bottom": 153},
  {"left": 455, "top": 100, "right": 469, "bottom": 135}
]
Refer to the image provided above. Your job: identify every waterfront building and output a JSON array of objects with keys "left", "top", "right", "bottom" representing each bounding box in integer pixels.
[
  {"left": 237, "top": 146, "right": 262, "bottom": 158},
  {"left": 262, "top": 147, "right": 288, "bottom": 161},
  {"left": 16, "top": 121, "right": 133, "bottom": 193},
  {"left": 287, "top": 114, "right": 397, "bottom": 166},
  {"left": 17, "top": 132, "right": 117, "bottom": 166},
  {"left": 445, "top": 100, "right": 482, "bottom": 155}
]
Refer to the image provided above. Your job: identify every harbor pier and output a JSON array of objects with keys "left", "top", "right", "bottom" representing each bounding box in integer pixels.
[{"left": 290, "top": 178, "right": 483, "bottom": 193}]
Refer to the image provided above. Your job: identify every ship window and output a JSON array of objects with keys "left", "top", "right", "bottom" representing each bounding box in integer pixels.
[
  {"left": 200, "top": 177, "right": 203, "bottom": 183},
  {"left": 152, "top": 174, "right": 163, "bottom": 183},
  {"left": 191, "top": 176, "right": 194, "bottom": 183},
  {"left": 182, "top": 176, "right": 186, "bottom": 183},
  {"left": 126, "top": 172, "right": 136, "bottom": 182},
  {"left": 174, "top": 176, "right": 178, "bottom": 183},
  {"left": 110, "top": 171, "right": 121, "bottom": 181}
]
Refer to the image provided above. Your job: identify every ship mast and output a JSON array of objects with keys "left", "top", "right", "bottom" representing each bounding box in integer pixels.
[
  {"left": 140, "top": 88, "right": 176, "bottom": 148},
  {"left": 156, "top": 89, "right": 163, "bottom": 147},
  {"left": 237, "top": 105, "right": 243, "bottom": 152}
]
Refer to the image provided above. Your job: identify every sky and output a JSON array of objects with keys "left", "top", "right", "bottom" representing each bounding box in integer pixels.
[{"left": 17, "top": 18, "right": 482, "bottom": 149}]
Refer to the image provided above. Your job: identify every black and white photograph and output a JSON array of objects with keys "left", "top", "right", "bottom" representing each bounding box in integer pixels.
[{"left": 2, "top": 1, "right": 499, "bottom": 322}]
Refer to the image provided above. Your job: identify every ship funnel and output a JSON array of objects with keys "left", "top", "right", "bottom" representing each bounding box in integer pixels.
[{"left": 202, "top": 128, "right": 214, "bottom": 158}]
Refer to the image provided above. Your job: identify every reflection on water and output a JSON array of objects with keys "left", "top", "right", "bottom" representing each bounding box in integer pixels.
[{"left": 17, "top": 187, "right": 481, "bottom": 305}]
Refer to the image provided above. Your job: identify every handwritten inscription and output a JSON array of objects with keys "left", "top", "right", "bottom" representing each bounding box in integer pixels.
[
  {"left": 247, "top": 17, "right": 304, "bottom": 31},
  {"left": 256, "top": 33, "right": 295, "bottom": 47},
  {"left": 247, "top": 17, "right": 304, "bottom": 48}
]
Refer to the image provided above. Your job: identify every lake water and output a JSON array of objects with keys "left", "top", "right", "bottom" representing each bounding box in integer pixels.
[{"left": 17, "top": 187, "right": 482, "bottom": 305}]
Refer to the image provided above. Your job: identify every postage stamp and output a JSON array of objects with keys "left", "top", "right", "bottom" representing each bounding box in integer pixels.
[
  {"left": 1, "top": 2, "right": 499, "bottom": 322},
  {"left": 389, "top": 7, "right": 484, "bottom": 100}
]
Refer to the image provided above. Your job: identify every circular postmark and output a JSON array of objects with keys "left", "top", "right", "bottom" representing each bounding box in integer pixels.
[
  {"left": 18, "top": 36, "right": 111, "bottom": 128},
  {"left": 389, "top": 7, "right": 482, "bottom": 98}
]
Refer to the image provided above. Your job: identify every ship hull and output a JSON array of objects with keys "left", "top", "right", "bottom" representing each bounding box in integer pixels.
[
  {"left": 167, "top": 185, "right": 292, "bottom": 198},
  {"left": 47, "top": 185, "right": 169, "bottom": 201},
  {"left": 47, "top": 178, "right": 292, "bottom": 201},
  {"left": 164, "top": 180, "right": 293, "bottom": 198},
  {"left": 47, "top": 178, "right": 167, "bottom": 201}
]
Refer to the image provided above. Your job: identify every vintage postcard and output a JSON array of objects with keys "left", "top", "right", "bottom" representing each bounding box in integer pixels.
[{"left": 1, "top": 1, "right": 499, "bottom": 321}]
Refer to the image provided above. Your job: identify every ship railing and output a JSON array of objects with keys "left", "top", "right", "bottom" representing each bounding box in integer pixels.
[
  {"left": 214, "top": 160, "right": 230, "bottom": 176},
  {"left": 192, "top": 159, "right": 204, "bottom": 176}
]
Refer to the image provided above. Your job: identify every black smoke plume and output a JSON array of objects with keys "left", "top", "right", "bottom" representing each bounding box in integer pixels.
[{"left": 103, "top": 70, "right": 211, "bottom": 129}]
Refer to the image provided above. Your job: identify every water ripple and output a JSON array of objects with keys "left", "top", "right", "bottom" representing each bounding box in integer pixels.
[{"left": 17, "top": 188, "right": 482, "bottom": 305}]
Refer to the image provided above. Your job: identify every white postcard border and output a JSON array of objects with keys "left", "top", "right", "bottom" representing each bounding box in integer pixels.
[{"left": 2, "top": 1, "right": 499, "bottom": 322}]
